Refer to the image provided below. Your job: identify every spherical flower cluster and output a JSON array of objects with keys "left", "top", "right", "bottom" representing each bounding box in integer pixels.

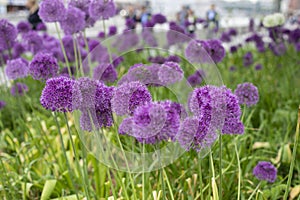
[
  {"left": 12, "top": 42, "right": 26, "bottom": 58},
  {"left": 93, "top": 63, "right": 118, "bottom": 83},
  {"left": 253, "top": 161, "right": 277, "bottom": 183},
  {"left": 119, "top": 101, "right": 183, "bottom": 144},
  {"left": 142, "top": 30, "right": 158, "bottom": 47},
  {"left": 29, "top": 53, "right": 59, "bottom": 81},
  {"left": 185, "top": 39, "right": 225, "bottom": 64},
  {"left": 111, "top": 81, "right": 152, "bottom": 116},
  {"left": 0, "top": 100, "right": 6, "bottom": 110},
  {"left": 89, "top": 0, "right": 116, "bottom": 20},
  {"left": 165, "top": 55, "right": 181, "bottom": 63},
  {"left": 36, "top": 22, "right": 47, "bottom": 31},
  {"left": 152, "top": 13, "right": 167, "bottom": 24},
  {"left": 5, "top": 58, "right": 29, "bottom": 80},
  {"left": 60, "top": 6, "right": 86, "bottom": 35},
  {"left": 10, "top": 83, "right": 29, "bottom": 96},
  {"left": 39, "top": 0, "right": 66, "bottom": 23},
  {"left": 22, "top": 31, "right": 44, "bottom": 54},
  {"left": 158, "top": 62, "right": 183, "bottom": 85},
  {"left": 243, "top": 52, "right": 253, "bottom": 67},
  {"left": 17, "top": 21, "right": 31, "bottom": 33},
  {"left": 263, "top": 13, "right": 285, "bottom": 28},
  {"left": 255, "top": 64, "right": 262, "bottom": 70},
  {"left": 187, "top": 74, "right": 202, "bottom": 87},
  {"left": 108, "top": 25, "right": 117, "bottom": 36},
  {"left": 182, "top": 85, "right": 244, "bottom": 151},
  {"left": 234, "top": 82, "right": 259, "bottom": 107},
  {"left": 40, "top": 76, "right": 77, "bottom": 112},
  {"left": 0, "top": 19, "right": 17, "bottom": 50}
]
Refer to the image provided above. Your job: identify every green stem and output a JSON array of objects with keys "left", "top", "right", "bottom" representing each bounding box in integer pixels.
[
  {"left": 142, "top": 142, "right": 145, "bottom": 200},
  {"left": 234, "top": 142, "right": 241, "bottom": 200},
  {"left": 52, "top": 112, "right": 80, "bottom": 200},
  {"left": 283, "top": 106, "right": 300, "bottom": 199},
  {"left": 55, "top": 22, "right": 72, "bottom": 77},
  {"left": 63, "top": 113, "right": 91, "bottom": 200},
  {"left": 102, "top": 20, "right": 106, "bottom": 36},
  {"left": 219, "top": 134, "right": 222, "bottom": 200},
  {"left": 198, "top": 157, "right": 204, "bottom": 200},
  {"left": 72, "top": 35, "right": 79, "bottom": 78},
  {"left": 247, "top": 182, "right": 261, "bottom": 200},
  {"left": 163, "top": 169, "right": 175, "bottom": 200},
  {"left": 115, "top": 134, "right": 137, "bottom": 200}
]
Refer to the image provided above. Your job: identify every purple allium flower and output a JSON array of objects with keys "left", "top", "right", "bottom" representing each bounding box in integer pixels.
[
  {"left": 125, "top": 18, "right": 136, "bottom": 30},
  {"left": 0, "top": 100, "right": 6, "bottom": 110},
  {"left": 119, "top": 64, "right": 156, "bottom": 85},
  {"left": 112, "top": 56, "right": 124, "bottom": 68},
  {"left": 29, "top": 53, "right": 59, "bottom": 81},
  {"left": 22, "top": 31, "right": 43, "bottom": 54},
  {"left": 167, "top": 24, "right": 188, "bottom": 46},
  {"left": 10, "top": 82, "right": 29, "bottom": 96},
  {"left": 36, "top": 22, "right": 47, "bottom": 31},
  {"left": 243, "top": 52, "right": 253, "bottom": 67},
  {"left": 68, "top": 0, "right": 96, "bottom": 27},
  {"left": 40, "top": 76, "right": 77, "bottom": 112},
  {"left": 230, "top": 46, "right": 238, "bottom": 54},
  {"left": 142, "top": 30, "right": 158, "bottom": 47},
  {"left": 119, "top": 101, "right": 182, "bottom": 144},
  {"left": 177, "top": 117, "right": 199, "bottom": 150},
  {"left": 39, "top": 0, "right": 66, "bottom": 23},
  {"left": 158, "top": 62, "right": 183, "bottom": 85},
  {"left": 5, "top": 58, "right": 29, "bottom": 80},
  {"left": 17, "top": 21, "right": 31, "bottom": 33},
  {"left": 235, "top": 82, "right": 259, "bottom": 107},
  {"left": 220, "top": 32, "right": 231, "bottom": 42},
  {"left": 108, "top": 25, "right": 117, "bottom": 36},
  {"left": 229, "top": 66, "right": 236, "bottom": 71},
  {"left": 166, "top": 55, "right": 181, "bottom": 63},
  {"left": 206, "top": 39, "right": 226, "bottom": 63},
  {"left": 114, "top": 31, "right": 139, "bottom": 52},
  {"left": 93, "top": 63, "right": 118, "bottom": 83},
  {"left": 60, "top": 6, "right": 86, "bottom": 35},
  {"left": 255, "top": 64, "right": 262, "bottom": 70},
  {"left": 72, "top": 77, "right": 97, "bottom": 109},
  {"left": 98, "top": 31, "right": 105, "bottom": 38},
  {"left": 152, "top": 13, "right": 167, "bottom": 24},
  {"left": 185, "top": 40, "right": 208, "bottom": 63},
  {"left": 89, "top": 0, "right": 116, "bottom": 20},
  {"left": 228, "top": 28, "right": 238, "bottom": 36},
  {"left": 148, "top": 56, "right": 165, "bottom": 64},
  {"left": 12, "top": 42, "right": 26, "bottom": 58},
  {"left": 269, "top": 42, "right": 287, "bottom": 56},
  {"left": 295, "top": 42, "right": 300, "bottom": 52},
  {"left": 253, "top": 161, "right": 277, "bottom": 183},
  {"left": 187, "top": 74, "right": 202, "bottom": 87},
  {"left": 111, "top": 81, "right": 152, "bottom": 116},
  {"left": 94, "top": 81, "right": 114, "bottom": 127},
  {"left": 0, "top": 19, "right": 17, "bottom": 50},
  {"left": 289, "top": 28, "right": 300, "bottom": 44}
]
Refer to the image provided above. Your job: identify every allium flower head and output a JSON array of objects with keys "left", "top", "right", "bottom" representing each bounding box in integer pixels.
[
  {"left": 93, "top": 63, "right": 118, "bottom": 83},
  {"left": 39, "top": 0, "right": 66, "bottom": 22},
  {"left": 11, "top": 83, "right": 29, "bottom": 96},
  {"left": 243, "top": 52, "right": 253, "bottom": 67},
  {"left": 72, "top": 77, "right": 97, "bottom": 109},
  {"left": 234, "top": 82, "right": 259, "bottom": 107},
  {"left": 186, "top": 39, "right": 225, "bottom": 64},
  {"left": 111, "top": 81, "right": 152, "bottom": 116},
  {"left": 0, "top": 19, "right": 17, "bottom": 50},
  {"left": 158, "top": 62, "right": 183, "bottom": 85},
  {"left": 142, "top": 30, "right": 158, "bottom": 47},
  {"left": 166, "top": 55, "right": 181, "bottom": 63},
  {"left": 152, "top": 13, "right": 167, "bottom": 24},
  {"left": 89, "top": 0, "right": 116, "bottom": 20},
  {"left": 255, "top": 64, "right": 262, "bottom": 70},
  {"left": 40, "top": 76, "right": 77, "bottom": 112},
  {"left": 36, "top": 22, "right": 47, "bottom": 31},
  {"left": 108, "top": 25, "right": 117, "bottom": 36},
  {"left": 0, "top": 100, "right": 6, "bottom": 110},
  {"left": 17, "top": 21, "right": 31, "bottom": 33},
  {"left": 187, "top": 74, "right": 202, "bottom": 87},
  {"left": 253, "top": 161, "right": 277, "bottom": 183},
  {"left": 12, "top": 42, "right": 26, "bottom": 58},
  {"left": 60, "top": 6, "right": 86, "bottom": 35},
  {"left": 29, "top": 53, "right": 59, "bottom": 81},
  {"left": 22, "top": 31, "right": 43, "bottom": 54},
  {"left": 5, "top": 58, "right": 29, "bottom": 80}
]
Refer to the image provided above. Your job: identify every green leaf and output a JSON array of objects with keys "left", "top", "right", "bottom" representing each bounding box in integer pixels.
[
  {"left": 41, "top": 179, "right": 57, "bottom": 200},
  {"left": 51, "top": 194, "right": 79, "bottom": 200}
]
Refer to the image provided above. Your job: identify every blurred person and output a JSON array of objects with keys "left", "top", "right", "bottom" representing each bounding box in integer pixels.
[
  {"left": 140, "top": 6, "right": 151, "bottom": 27},
  {"left": 26, "top": 0, "right": 42, "bottom": 30},
  {"left": 205, "top": 4, "right": 219, "bottom": 38},
  {"left": 126, "top": 5, "right": 139, "bottom": 29},
  {"left": 186, "top": 9, "right": 197, "bottom": 34},
  {"left": 177, "top": 5, "right": 188, "bottom": 28}
]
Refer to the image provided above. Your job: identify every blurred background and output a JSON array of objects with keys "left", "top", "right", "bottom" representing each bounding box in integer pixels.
[{"left": 1, "top": 0, "right": 300, "bottom": 37}]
